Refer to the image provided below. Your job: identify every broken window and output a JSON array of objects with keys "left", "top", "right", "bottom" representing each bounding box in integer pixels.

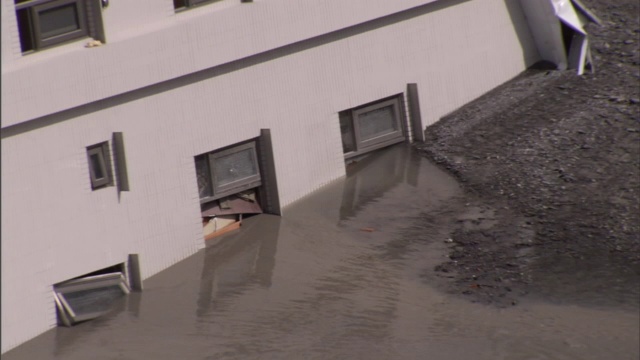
[
  {"left": 54, "top": 271, "right": 130, "bottom": 326},
  {"left": 339, "top": 95, "right": 406, "bottom": 160}
]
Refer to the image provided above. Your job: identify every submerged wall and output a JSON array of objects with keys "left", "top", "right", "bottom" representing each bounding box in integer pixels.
[{"left": 1, "top": 0, "right": 539, "bottom": 352}]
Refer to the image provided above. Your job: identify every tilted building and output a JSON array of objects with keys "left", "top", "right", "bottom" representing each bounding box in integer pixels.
[{"left": 1, "top": 0, "right": 597, "bottom": 353}]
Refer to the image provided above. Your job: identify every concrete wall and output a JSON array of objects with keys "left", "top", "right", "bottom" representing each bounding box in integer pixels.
[
  {"left": 1, "top": 0, "right": 539, "bottom": 353},
  {"left": 2, "top": 0, "right": 443, "bottom": 126}
]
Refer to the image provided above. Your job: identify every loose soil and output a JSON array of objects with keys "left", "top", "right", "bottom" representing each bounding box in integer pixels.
[{"left": 416, "top": 0, "right": 639, "bottom": 308}]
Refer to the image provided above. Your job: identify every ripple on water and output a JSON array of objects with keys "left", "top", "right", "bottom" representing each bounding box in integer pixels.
[{"left": 3, "top": 145, "right": 638, "bottom": 360}]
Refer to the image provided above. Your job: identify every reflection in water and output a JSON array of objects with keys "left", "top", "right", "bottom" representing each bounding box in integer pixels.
[
  {"left": 340, "top": 145, "right": 415, "bottom": 220},
  {"left": 4, "top": 144, "right": 639, "bottom": 360},
  {"left": 197, "top": 215, "right": 280, "bottom": 318}
]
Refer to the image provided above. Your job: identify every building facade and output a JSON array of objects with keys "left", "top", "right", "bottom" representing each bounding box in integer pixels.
[{"left": 1, "top": 0, "right": 543, "bottom": 352}]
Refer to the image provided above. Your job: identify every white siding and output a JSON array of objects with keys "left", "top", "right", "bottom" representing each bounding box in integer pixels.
[
  {"left": 1, "top": 0, "right": 539, "bottom": 352},
  {"left": 1, "top": 0, "right": 442, "bottom": 126}
]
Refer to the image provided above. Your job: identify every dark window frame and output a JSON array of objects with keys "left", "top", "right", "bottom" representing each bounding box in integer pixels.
[
  {"left": 173, "top": 0, "right": 224, "bottom": 11},
  {"left": 340, "top": 95, "right": 407, "bottom": 159},
  {"left": 112, "top": 132, "right": 130, "bottom": 192},
  {"left": 87, "top": 141, "right": 113, "bottom": 190},
  {"left": 15, "top": 0, "right": 103, "bottom": 53},
  {"left": 196, "top": 140, "right": 262, "bottom": 204},
  {"left": 53, "top": 272, "right": 130, "bottom": 326}
]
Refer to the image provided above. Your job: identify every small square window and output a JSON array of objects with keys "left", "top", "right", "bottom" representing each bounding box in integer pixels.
[
  {"left": 196, "top": 141, "right": 262, "bottom": 203},
  {"left": 15, "top": 0, "right": 103, "bottom": 53},
  {"left": 87, "top": 141, "right": 113, "bottom": 190},
  {"left": 339, "top": 96, "right": 406, "bottom": 159}
]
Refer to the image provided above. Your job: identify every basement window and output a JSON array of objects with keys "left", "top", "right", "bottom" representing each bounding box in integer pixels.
[
  {"left": 15, "top": 0, "right": 103, "bottom": 53},
  {"left": 87, "top": 141, "right": 113, "bottom": 190},
  {"left": 339, "top": 95, "right": 406, "bottom": 159},
  {"left": 53, "top": 269, "right": 130, "bottom": 326},
  {"left": 196, "top": 140, "right": 262, "bottom": 204}
]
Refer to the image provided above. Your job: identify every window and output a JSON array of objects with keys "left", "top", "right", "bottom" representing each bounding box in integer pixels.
[
  {"left": 196, "top": 141, "right": 262, "bottom": 203},
  {"left": 173, "top": 0, "right": 222, "bottom": 10},
  {"left": 339, "top": 95, "right": 406, "bottom": 159},
  {"left": 15, "top": 0, "right": 103, "bottom": 53},
  {"left": 54, "top": 272, "right": 130, "bottom": 326},
  {"left": 87, "top": 141, "right": 113, "bottom": 190}
]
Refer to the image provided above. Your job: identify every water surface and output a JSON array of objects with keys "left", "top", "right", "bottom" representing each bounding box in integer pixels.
[{"left": 5, "top": 145, "right": 639, "bottom": 360}]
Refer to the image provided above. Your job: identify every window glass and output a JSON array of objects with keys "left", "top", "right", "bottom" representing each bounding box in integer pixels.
[
  {"left": 195, "top": 155, "right": 212, "bottom": 199},
  {"left": 62, "top": 285, "right": 125, "bottom": 317},
  {"left": 357, "top": 105, "right": 397, "bottom": 141},
  {"left": 87, "top": 142, "right": 113, "bottom": 190},
  {"left": 90, "top": 153, "right": 105, "bottom": 180},
  {"left": 15, "top": 0, "right": 96, "bottom": 53},
  {"left": 39, "top": 4, "right": 80, "bottom": 39},
  {"left": 213, "top": 148, "right": 258, "bottom": 187}
]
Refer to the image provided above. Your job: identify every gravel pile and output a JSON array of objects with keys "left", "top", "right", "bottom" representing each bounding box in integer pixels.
[{"left": 417, "top": 0, "right": 639, "bottom": 308}]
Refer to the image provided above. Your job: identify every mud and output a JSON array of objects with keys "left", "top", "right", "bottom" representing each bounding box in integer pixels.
[
  {"left": 416, "top": 0, "right": 639, "bottom": 309},
  {"left": 4, "top": 145, "right": 639, "bottom": 360}
]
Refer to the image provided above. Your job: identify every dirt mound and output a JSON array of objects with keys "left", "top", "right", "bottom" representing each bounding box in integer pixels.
[{"left": 416, "top": 0, "right": 639, "bottom": 308}]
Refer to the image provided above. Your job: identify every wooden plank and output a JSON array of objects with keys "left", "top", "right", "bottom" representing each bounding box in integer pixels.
[{"left": 204, "top": 221, "right": 241, "bottom": 241}]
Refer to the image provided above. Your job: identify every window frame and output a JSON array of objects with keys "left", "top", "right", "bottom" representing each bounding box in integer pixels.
[
  {"left": 87, "top": 141, "right": 113, "bottom": 190},
  {"left": 53, "top": 272, "right": 130, "bottom": 326},
  {"left": 15, "top": 0, "right": 98, "bottom": 53},
  {"left": 197, "top": 140, "right": 262, "bottom": 204},
  {"left": 173, "top": 0, "right": 223, "bottom": 11},
  {"left": 340, "top": 96, "right": 406, "bottom": 159}
]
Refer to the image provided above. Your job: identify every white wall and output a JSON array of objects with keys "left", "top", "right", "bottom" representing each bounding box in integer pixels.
[
  {"left": 1, "top": 0, "right": 441, "bottom": 126},
  {"left": 1, "top": 0, "right": 539, "bottom": 353}
]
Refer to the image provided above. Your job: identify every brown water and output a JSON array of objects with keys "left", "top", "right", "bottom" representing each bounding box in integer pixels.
[{"left": 5, "top": 145, "right": 639, "bottom": 360}]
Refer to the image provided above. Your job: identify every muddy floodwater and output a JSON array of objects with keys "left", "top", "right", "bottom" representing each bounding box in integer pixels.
[{"left": 5, "top": 145, "right": 639, "bottom": 360}]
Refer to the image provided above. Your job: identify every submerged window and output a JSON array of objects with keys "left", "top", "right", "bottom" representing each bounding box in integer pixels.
[
  {"left": 87, "top": 141, "right": 113, "bottom": 190},
  {"left": 339, "top": 95, "right": 406, "bottom": 159},
  {"left": 196, "top": 141, "right": 262, "bottom": 203},
  {"left": 54, "top": 272, "right": 130, "bottom": 326},
  {"left": 15, "top": 0, "right": 101, "bottom": 53}
]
